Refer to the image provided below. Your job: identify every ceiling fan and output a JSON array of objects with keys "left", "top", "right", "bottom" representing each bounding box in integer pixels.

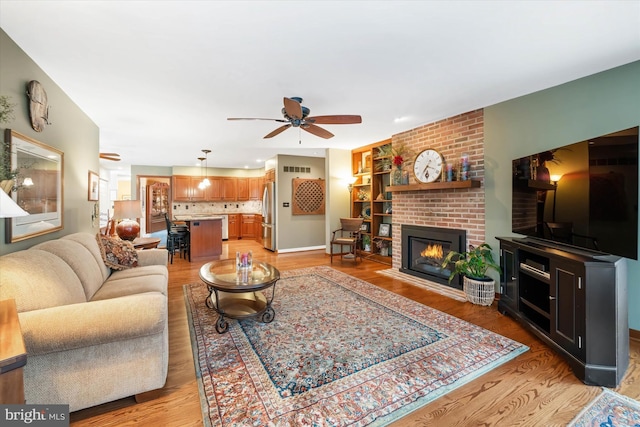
[
  {"left": 228, "top": 97, "right": 362, "bottom": 139},
  {"left": 99, "top": 152, "right": 121, "bottom": 161}
]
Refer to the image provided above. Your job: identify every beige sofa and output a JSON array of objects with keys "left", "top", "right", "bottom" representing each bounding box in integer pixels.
[{"left": 0, "top": 232, "right": 169, "bottom": 412}]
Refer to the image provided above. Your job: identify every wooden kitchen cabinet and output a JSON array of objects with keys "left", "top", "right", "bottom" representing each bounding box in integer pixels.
[
  {"left": 172, "top": 176, "right": 205, "bottom": 201},
  {"left": 249, "top": 177, "right": 263, "bottom": 200},
  {"left": 237, "top": 178, "right": 249, "bottom": 201},
  {"left": 222, "top": 178, "right": 237, "bottom": 201},
  {"left": 227, "top": 214, "right": 239, "bottom": 239},
  {"left": 240, "top": 214, "right": 256, "bottom": 239}
]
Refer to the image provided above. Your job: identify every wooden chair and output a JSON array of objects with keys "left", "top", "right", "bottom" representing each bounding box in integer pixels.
[{"left": 330, "top": 218, "right": 364, "bottom": 263}]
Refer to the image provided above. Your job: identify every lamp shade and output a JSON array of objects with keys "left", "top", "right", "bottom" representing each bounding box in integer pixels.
[
  {"left": 0, "top": 190, "right": 29, "bottom": 218},
  {"left": 113, "top": 200, "right": 141, "bottom": 220},
  {"left": 113, "top": 200, "right": 141, "bottom": 241}
]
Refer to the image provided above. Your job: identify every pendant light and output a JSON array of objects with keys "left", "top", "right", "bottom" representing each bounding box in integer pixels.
[
  {"left": 201, "top": 149, "right": 211, "bottom": 188},
  {"left": 197, "top": 157, "right": 206, "bottom": 190}
]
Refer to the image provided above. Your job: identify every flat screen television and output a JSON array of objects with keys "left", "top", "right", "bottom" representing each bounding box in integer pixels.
[{"left": 512, "top": 126, "right": 638, "bottom": 260}]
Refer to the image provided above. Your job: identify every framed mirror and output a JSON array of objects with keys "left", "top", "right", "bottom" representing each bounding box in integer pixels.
[{"left": 4, "top": 129, "right": 64, "bottom": 243}]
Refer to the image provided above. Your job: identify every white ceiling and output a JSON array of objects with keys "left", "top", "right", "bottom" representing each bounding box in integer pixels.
[{"left": 1, "top": 1, "right": 639, "bottom": 175}]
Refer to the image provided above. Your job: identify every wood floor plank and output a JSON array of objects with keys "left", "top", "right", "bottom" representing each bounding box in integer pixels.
[{"left": 69, "top": 239, "right": 640, "bottom": 426}]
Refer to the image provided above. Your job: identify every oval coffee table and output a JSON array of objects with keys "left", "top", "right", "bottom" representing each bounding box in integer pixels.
[{"left": 199, "top": 259, "right": 280, "bottom": 333}]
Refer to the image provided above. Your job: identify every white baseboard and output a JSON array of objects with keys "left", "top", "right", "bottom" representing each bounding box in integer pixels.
[{"left": 277, "top": 245, "right": 326, "bottom": 254}]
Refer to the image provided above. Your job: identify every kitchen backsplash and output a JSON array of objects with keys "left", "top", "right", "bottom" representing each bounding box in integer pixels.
[{"left": 172, "top": 200, "right": 262, "bottom": 216}]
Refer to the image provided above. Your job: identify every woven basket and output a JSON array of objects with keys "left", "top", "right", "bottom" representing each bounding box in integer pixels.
[{"left": 463, "top": 276, "right": 495, "bottom": 306}]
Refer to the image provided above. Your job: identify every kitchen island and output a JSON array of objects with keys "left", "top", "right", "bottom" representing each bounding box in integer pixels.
[{"left": 174, "top": 215, "right": 223, "bottom": 262}]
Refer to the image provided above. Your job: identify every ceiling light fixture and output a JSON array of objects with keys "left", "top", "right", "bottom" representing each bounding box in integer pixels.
[
  {"left": 197, "top": 156, "right": 206, "bottom": 190},
  {"left": 201, "top": 149, "right": 211, "bottom": 188}
]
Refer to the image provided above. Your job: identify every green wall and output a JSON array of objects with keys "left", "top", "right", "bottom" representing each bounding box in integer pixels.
[
  {"left": 0, "top": 30, "right": 100, "bottom": 255},
  {"left": 484, "top": 60, "right": 640, "bottom": 329}
]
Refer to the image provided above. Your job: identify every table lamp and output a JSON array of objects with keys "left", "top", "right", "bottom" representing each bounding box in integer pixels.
[
  {"left": 113, "top": 200, "right": 141, "bottom": 241},
  {"left": 0, "top": 190, "right": 29, "bottom": 218}
]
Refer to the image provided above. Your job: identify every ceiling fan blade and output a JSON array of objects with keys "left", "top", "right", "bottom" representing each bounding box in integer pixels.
[
  {"left": 283, "top": 97, "right": 303, "bottom": 120},
  {"left": 264, "top": 124, "right": 292, "bottom": 139},
  {"left": 306, "top": 115, "right": 362, "bottom": 125},
  {"left": 228, "top": 117, "right": 288, "bottom": 122},
  {"left": 99, "top": 153, "right": 121, "bottom": 161},
  {"left": 301, "top": 123, "right": 334, "bottom": 139}
]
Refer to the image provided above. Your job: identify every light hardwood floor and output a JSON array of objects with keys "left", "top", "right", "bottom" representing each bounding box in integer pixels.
[{"left": 70, "top": 239, "right": 640, "bottom": 426}]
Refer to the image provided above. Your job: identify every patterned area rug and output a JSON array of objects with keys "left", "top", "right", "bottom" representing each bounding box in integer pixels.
[
  {"left": 568, "top": 388, "right": 640, "bottom": 426},
  {"left": 184, "top": 266, "right": 528, "bottom": 426}
]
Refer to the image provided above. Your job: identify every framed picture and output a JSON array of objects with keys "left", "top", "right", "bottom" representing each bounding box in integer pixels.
[
  {"left": 360, "top": 223, "right": 369, "bottom": 232},
  {"left": 379, "top": 223, "right": 391, "bottom": 237},
  {"left": 362, "top": 152, "right": 371, "bottom": 172},
  {"left": 88, "top": 170, "right": 99, "bottom": 201},
  {"left": 5, "top": 129, "right": 64, "bottom": 243}
]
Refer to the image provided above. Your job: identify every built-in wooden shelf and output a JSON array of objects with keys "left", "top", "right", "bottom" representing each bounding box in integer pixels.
[{"left": 387, "top": 180, "right": 481, "bottom": 192}]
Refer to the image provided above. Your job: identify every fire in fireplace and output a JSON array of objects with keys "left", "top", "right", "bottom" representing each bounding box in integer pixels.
[{"left": 401, "top": 225, "right": 466, "bottom": 289}]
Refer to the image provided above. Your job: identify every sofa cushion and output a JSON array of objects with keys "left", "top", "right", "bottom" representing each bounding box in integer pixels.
[
  {"left": 18, "top": 293, "right": 167, "bottom": 356},
  {"left": 92, "top": 266, "right": 168, "bottom": 300},
  {"left": 0, "top": 250, "right": 86, "bottom": 312},
  {"left": 63, "top": 232, "right": 111, "bottom": 282},
  {"left": 32, "top": 239, "right": 106, "bottom": 301},
  {"left": 96, "top": 234, "right": 138, "bottom": 270}
]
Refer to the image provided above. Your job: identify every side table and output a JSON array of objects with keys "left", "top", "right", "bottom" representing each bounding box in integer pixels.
[
  {"left": 133, "top": 237, "right": 161, "bottom": 250},
  {"left": 0, "top": 299, "right": 27, "bottom": 404}
]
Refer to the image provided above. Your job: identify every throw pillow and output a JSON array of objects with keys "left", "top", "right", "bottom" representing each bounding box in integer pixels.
[{"left": 96, "top": 234, "right": 138, "bottom": 270}]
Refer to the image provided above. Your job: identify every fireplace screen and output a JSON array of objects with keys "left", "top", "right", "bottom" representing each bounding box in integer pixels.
[
  {"left": 410, "top": 238, "right": 453, "bottom": 280},
  {"left": 401, "top": 225, "right": 466, "bottom": 289}
]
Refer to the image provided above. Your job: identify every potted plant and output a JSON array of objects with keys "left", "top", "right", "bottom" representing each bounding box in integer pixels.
[
  {"left": 362, "top": 234, "right": 371, "bottom": 252},
  {"left": 441, "top": 243, "right": 502, "bottom": 306}
]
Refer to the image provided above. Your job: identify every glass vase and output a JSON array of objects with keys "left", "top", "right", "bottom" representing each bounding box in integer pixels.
[{"left": 392, "top": 166, "right": 403, "bottom": 185}]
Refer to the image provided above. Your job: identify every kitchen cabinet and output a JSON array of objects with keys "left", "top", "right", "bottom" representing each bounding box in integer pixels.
[
  {"left": 240, "top": 214, "right": 256, "bottom": 239},
  {"left": 237, "top": 178, "right": 249, "bottom": 201},
  {"left": 228, "top": 214, "right": 239, "bottom": 239},
  {"left": 186, "top": 218, "right": 222, "bottom": 261},
  {"left": 222, "top": 178, "right": 237, "bottom": 201},
  {"left": 249, "top": 177, "right": 263, "bottom": 200},
  {"left": 172, "top": 176, "right": 205, "bottom": 201}
]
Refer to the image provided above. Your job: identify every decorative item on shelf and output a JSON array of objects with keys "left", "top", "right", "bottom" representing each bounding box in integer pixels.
[
  {"left": 445, "top": 161, "right": 454, "bottom": 182},
  {"left": 375, "top": 238, "right": 390, "bottom": 257},
  {"left": 378, "top": 223, "right": 391, "bottom": 237},
  {"left": 374, "top": 157, "right": 392, "bottom": 172},
  {"left": 413, "top": 148, "right": 444, "bottom": 183},
  {"left": 113, "top": 200, "right": 141, "bottom": 241},
  {"left": 392, "top": 155, "right": 404, "bottom": 186},
  {"left": 362, "top": 234, "right": 371, "bottom": 252},
  {"left": 441, "top": 243, "right": 502, "bottom": 306},
  {"left": 460, "top": 153, "right": 470, "bottom": 181},
  {"left": 361, "top": 205, "right": 371, "bottom": 219},
  {"left": 356, "top": 189, "right": 369, "bottom": 200}
]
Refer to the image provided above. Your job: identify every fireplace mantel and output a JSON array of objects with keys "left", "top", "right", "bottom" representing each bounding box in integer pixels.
[{"left": 387, "top": 180, "right": 480, "bottom": 192}]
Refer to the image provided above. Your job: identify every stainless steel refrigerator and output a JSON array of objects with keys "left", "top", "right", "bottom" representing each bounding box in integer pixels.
[{"left": 261, "top": 182, "right": 276, "bottom": 251}]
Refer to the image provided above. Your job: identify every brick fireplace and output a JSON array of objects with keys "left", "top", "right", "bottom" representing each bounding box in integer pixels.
[{"left": 390, "top": 109, "right": 486, "bottom": 275}]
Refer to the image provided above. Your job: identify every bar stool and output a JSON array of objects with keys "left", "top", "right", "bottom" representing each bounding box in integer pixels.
[{"left": 164, "top": 214, "right": 190, "bottom": 263}]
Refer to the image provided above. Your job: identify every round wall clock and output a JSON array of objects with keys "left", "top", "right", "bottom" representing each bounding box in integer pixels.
[{"left": 413, "top": 149, "right": 444, "bottom": 183}]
